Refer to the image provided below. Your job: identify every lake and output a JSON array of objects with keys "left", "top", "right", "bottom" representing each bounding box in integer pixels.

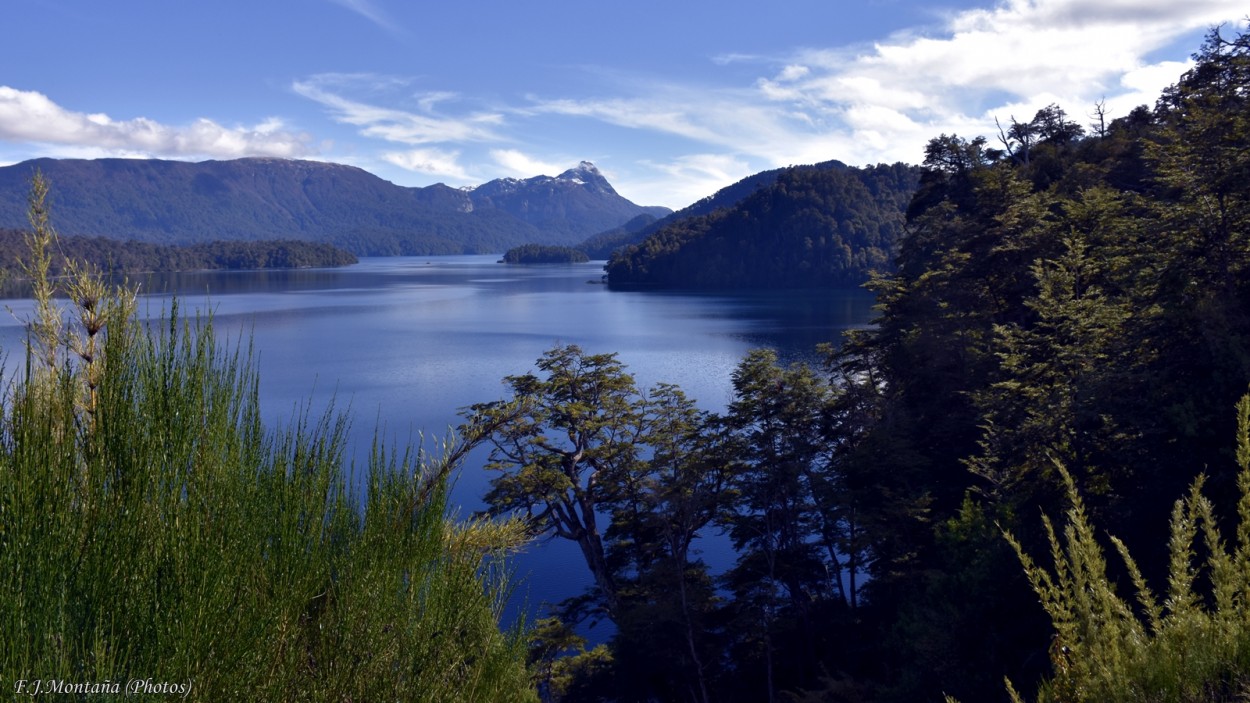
[{"left": 0, "top": 255, "right": 876, "bottom": 624}]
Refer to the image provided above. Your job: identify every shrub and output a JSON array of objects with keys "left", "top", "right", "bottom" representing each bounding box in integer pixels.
[{"left": 1004, "top": 394, "right": 1250, "bottom": 703}]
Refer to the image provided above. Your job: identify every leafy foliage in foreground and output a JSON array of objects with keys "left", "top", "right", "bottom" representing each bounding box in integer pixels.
[
  {"left": 0, "top": 173, "right": 536, "bottom": 702},
  {"left": 1005, "top": 397, "right": 1250, "bottom": 702}
]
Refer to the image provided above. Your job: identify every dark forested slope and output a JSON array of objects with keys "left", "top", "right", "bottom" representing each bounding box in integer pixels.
[
  {"left": 605, "top": 162, "right": 919, "bottom": 289},
  {"left": 578, "top": 160, "right": 850, "bottom": 261},
  {"left": 818, "top": 26, "right": 1250, "bottom": 702}
]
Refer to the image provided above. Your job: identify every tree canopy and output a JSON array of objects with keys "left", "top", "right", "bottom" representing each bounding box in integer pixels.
[{"left": 477, "top": 23, "right": 1250, "bottom": 703}]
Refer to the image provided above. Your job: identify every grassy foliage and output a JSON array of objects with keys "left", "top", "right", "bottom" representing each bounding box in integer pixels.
[
  {"left": 0, "top": 174, "right": 536, "bottom": 701},
  {"left": 1005, "top": 394, "right": 1250, "bottom": 703}
]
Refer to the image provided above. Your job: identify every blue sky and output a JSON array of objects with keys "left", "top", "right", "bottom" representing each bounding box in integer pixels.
[{"left": 0, "top": 0, "right": 1245, "bottom": 210}]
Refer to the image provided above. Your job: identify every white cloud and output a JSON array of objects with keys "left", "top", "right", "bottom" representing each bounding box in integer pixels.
[
  {"left": 520, "top": 0, "right": 1245, "bottom": 172},
  {"left": 382, "top": 148, "right": 470, "bottom": 180},
  {"left": 814, "top": 0, "right": 1244, "bottom": 120},
  {"left": 490, "top": 149, "right": 567, "bottom": 179},
  {"left": 0, "top": 86, "right": 313, "bottom": 159},
  {"left": 1105, "top": 58, "right": 1195, "bottom": 114},
  {"left": 777, "top": 65, "right": 810, "bottom": 82}
]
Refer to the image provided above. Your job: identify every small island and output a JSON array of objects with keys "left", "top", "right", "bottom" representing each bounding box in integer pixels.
[{"left": 499, "top": 243, "right": 589, "bottom": 264}]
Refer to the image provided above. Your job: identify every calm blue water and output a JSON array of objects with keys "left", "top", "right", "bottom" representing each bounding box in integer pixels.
[{"left": 0, "top": 255, "right": 876, "bottom": 624}]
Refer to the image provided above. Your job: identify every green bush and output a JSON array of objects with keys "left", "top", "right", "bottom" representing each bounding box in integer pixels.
[{"left": 1004, "top": 394, "right": 1250, "bottom": 703}]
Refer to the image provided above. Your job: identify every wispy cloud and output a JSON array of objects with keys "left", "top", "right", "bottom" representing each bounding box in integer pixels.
[
  {"left": 522, "top": 88, "right": 833, "bottom": 166},
  {"left": 0, "top": 86, "right": 313, "bottom": 159},
  {"left": 325, "top": 0, "right": 406, "bottom": 36},
  {"left": 632, "top": 154, "right": 755, "bottom": 210},
  {"left": 293, "top": 74, "right": 504, "bottom": 146}
]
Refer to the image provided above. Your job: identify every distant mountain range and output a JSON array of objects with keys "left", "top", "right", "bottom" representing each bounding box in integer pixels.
[{"left": 0, "top": 158, "right": 670, "bottom": 256}]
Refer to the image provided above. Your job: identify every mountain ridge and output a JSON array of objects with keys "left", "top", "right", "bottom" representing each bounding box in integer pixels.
[{"left": 0, "top": 157, "right": 670, "bottom": 255}]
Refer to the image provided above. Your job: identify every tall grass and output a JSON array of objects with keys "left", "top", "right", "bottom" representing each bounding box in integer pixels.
[{"left": 0, "top": 173, "right": 536, "bottom": 701}]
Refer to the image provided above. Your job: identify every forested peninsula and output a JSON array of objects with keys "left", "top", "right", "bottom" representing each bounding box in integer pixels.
[
  {"left": 605, "top": 162, "right": 919, "bottom": 288},
  {"left": 0, "top": 227, "right": 357, "bottom": 276}
]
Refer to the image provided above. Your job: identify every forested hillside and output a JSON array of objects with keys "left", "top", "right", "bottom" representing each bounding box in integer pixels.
[
  {"left": 577, "top": 214, "right": 660, "bottom": 260},
  {"left": 0, "top": 227, "right": 356, "bottom": 276},
  {"left": 839, "top": 26, "right": 1250, "bottom": 700},
  {"left": 574, "top": 161, "right": 853, "bottom": 261},
  {"left": 466, "top": 25, "right": 1250, "bottom": 703},
  {"left": 604, "top": 162, "right": 919, "bottom": 288}
]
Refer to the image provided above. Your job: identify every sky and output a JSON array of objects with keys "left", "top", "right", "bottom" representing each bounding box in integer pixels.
[{"left": 0, "top": 1, "right": 1246, "bottom": 210}]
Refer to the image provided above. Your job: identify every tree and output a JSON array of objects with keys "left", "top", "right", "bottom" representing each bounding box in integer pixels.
[
  {"left": 605, "top": 383, "right": 729, "bottom": 703},
  {"left": 719, "top": 350, "right": 844, "bottom": 702},
  {"left": 968, "top": 188, "right": 1139, "bottom": 512},
  {"left": 465, "top": 346, "right": 745, "bottom": 701},
  {"left": 466, "top": 347, "right": 741, "bottom": 702},
  {"left": 1146, "top": 26, "right": 1250, "bottom": 463},
  {"left": 462, "top": 345, "right": 644, "bottom": 619}
]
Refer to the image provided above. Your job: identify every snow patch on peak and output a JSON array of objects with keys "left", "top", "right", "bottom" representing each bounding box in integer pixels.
[{"left": 558, "top": 160, "right": 603, "bottom": 182}]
